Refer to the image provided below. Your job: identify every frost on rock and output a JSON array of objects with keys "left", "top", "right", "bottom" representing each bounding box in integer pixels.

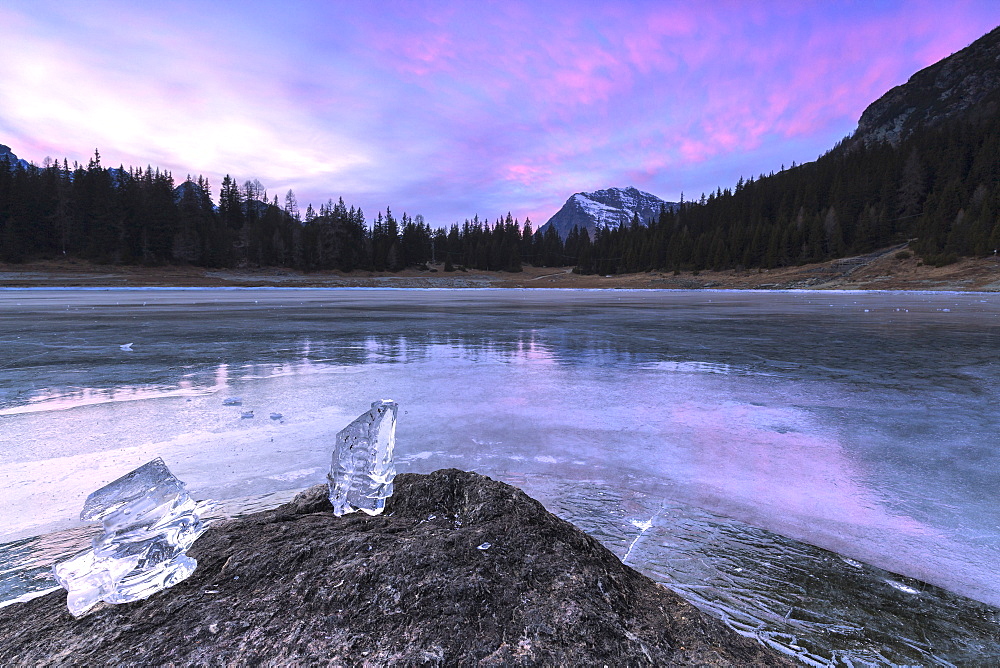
[
  {"left": 328, "top": 400, "right": 398, "bottom": 517},
  {"left": 52, "top": 458, "right": 208, "bottom": 617}
]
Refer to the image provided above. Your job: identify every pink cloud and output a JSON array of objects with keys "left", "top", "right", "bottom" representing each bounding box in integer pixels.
[
  {"left": 2, "top": 1, "right": 998, "bottom": 226},
  {"left": 503, "top": 163, "right": 554, "bottom": 187},
  {"left": 678, "top": 137, "right": 713, "bottom": 164},
  {"left": 386, "top": 30, "right": 457, "bottom": 77}
]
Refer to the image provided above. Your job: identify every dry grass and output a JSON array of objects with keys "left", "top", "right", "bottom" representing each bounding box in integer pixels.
[{"left": 2, "top": 246, "right": 1000, "bottom": 291}]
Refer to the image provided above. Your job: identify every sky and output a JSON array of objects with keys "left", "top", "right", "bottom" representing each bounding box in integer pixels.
[{"left": 2, "top": 2, "right": 999, "bottom": 228}]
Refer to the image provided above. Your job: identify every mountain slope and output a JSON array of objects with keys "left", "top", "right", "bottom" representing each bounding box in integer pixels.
[
  {"left": 853, "top": 26, "right": 1000, "bottom": 146},
  {"left": 540, "top": 187, "right": 676, "bottom": 238},
  {"left": 0, "top": 145, "right": 31, "bottom": 171}
]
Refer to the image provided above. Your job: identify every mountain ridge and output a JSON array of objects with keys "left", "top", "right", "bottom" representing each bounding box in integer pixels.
[
  {"left": 0, "top": 145, "right": 31, "bottom": 171},
  {"left": 852, "top": 25, "right": 1000, "bottom": 146},
  {"left": 539, "top": 186, "right": 677, "bottom": 239}
]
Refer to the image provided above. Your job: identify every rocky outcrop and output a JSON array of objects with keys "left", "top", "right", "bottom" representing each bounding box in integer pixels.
[
  {"left": 853, "top": 25, "right": 1000, "bottom": 146},
  {"left": 539, "top": 186, "right": 676, "bottom": 239},
  {"left": 0, "top": 469, "right": 788, "bottom": 666},
  {"left": 0, "top": 144, "right": 30, "bottom": 171}
]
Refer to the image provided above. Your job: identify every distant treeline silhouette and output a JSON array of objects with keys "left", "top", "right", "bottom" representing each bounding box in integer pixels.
[
  {"left": 0, "top": 152, "right": 563, "bottom": 272},
  {"left": 2, "top": 105, "right": 999, "bottom": 274}
]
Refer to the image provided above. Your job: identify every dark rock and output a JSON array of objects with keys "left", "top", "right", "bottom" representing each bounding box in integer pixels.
[
  {"left": 0, "top": 469, "right": 790, "bottom": 666},
  {"left": 853, "top": 26, "right": 1000, "bottom": 146},
  {"left": 0, "top": 144, "right": 31, "bottom": 171}
]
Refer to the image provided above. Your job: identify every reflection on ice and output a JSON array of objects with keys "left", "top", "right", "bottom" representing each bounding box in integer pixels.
[
  {"left": 673, "top": 399, "right": 934, "bottom": 538},
  {"left": 0, "top": 384, "right": 215, "bottom": 416}
]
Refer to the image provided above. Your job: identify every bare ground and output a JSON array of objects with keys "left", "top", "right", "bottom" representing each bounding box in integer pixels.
[{"left": 3, "top": 244, "right": 1000, "bottom": 291}]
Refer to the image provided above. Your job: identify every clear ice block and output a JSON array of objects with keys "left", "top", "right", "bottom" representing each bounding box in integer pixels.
[
  {"left": 53, "top": 458, "right": 208, "bottom": 617},
  {"left": 328, "top": 399, "right": 398, "bottom": 516}
]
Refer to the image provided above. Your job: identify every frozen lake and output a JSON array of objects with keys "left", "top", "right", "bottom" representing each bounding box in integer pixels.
[{"left": 2, "top": 287, "right": 999, "bottom": 664}]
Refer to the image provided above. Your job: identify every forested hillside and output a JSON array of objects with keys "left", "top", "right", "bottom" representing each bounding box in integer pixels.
[
  {"left": 579, "top": 105, "right": 1000, "bottom": 275},
  {"left": 577, "top": 26, "right": 1000, "bottom": 274},
  {"left": 0, "top": 150, "right": 564, "bottom": 272}
]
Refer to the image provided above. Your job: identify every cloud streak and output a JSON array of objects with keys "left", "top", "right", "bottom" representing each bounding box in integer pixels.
[{"left": 1, "top": 1, "right": 997, "bottom": 226}]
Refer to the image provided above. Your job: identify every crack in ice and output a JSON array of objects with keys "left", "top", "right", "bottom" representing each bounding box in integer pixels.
[{"left": 622, "top": 506, "right": 664, "bottom": 564}]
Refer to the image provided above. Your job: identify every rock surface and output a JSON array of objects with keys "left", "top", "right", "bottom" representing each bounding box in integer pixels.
[
  {"left": 539, "top": 186, "right": 677, "bottom": 239},
  {"left": 853, "top": 25, "right": 1000, "bottom": 146},
  {"left": 0, "top": 144, "right": 31, "bottom": 171},
  {"left": 0, "top": 469, "right": 788, "bottom": 666}
]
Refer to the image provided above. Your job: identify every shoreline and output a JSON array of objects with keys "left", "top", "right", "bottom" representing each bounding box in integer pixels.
[{"left": 3, "top": 245, "right": 1000, "bottom": 291}]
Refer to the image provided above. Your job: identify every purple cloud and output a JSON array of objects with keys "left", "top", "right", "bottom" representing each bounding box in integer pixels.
[{"left": 1, "top": 1, "right": 997, "bottom": 227}]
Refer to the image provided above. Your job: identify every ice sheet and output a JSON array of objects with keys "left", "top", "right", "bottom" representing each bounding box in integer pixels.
[{"left": 2, "top": 287, "right": 1000, "bottom": 660}]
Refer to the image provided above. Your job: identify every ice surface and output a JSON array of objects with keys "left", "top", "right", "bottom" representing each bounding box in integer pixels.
[
  {"left": 531, "top": 477, "right": 1000, "bottom": 666},
  {"left": 52, "top": 458, "right": 207, "bottom": 617},
  {"left": 328, "top": 400, "right": 398, "bottom": 516}
]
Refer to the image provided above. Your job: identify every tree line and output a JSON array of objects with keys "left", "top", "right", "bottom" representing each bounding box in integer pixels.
[
  {"left": 2, "top": 101, "right": 999, "bottom": 274},
  {"left": 573, "top": 103, "right": 1000, "bottom": 274},
  {"left": 0, "top": 151, "right": 569, "bottom": 272}
]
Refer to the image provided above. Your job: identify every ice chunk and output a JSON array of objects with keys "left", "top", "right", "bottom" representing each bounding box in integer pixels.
[
  {"left": 328, "top": 400, "right": 398, "bottom": 516},
  {"left": 119, "top": 342, "right": 133, "bottom": 351},
  {"left": 52, "top": 458, "right": 208, "bottom": 617},
  {"left": 241, "top": 410, "right": 254, "bottom": 419},
  {"left": 222, "top": 397, "right": 242, "bottom": 406}
]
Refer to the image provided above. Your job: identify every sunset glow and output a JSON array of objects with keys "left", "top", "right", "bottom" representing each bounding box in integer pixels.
[{"left": 2, "top": 1, "right": 997, "bottom": 225}]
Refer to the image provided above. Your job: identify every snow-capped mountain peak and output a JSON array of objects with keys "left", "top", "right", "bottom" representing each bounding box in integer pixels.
[{"left": 540, "top": 186, "right": 677, "bottom": 238}]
